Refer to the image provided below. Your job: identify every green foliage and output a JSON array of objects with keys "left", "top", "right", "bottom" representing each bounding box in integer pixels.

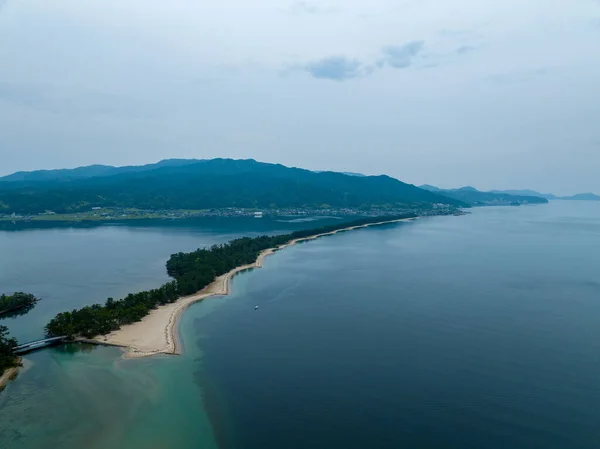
[
  {"left": 0, "top": 292, "right": 39, "bottom": 317},
  {"left": 0, "top": 159, "right": 465, "bottom": 214},
  {"left": 45, "top": 214, "right": 414, "bottom": 339},
  {"left": 45, "top": 282, "right": 179, "bottom": 339},
  {"left": 0, "top": 325, "right": 18, "bottom": 373}
]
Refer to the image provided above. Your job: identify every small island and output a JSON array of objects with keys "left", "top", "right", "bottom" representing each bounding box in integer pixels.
[{"left": 0, "top": 293, "right": 39, "bottom": 318}]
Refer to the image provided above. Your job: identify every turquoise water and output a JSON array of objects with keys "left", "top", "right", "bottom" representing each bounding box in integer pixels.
[
  {"left": 0, "top": 329, "right": 219, "bottom": 448},
  {"left": 0, "top": 216, "right": 341, "bottom": 448},
  {"left": 2, "top": 203, "right": 600, "bottom": 448}
]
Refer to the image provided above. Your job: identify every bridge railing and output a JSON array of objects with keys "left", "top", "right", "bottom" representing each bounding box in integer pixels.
[{"left": 15, "top": 336, "right": 67, "bottom": 351}]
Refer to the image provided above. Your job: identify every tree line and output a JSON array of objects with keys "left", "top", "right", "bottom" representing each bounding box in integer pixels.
[
  {"left": 0, "top": 292, "right": 39, "bottom": 317},
  {"left": 0, "top": 325, "right": 18, "bottom": 376},
  {"left": 45, "top": 215, "right": 414, "bottom": 339}
]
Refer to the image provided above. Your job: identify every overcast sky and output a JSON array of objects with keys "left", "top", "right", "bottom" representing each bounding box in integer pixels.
[{"left": 1, "top": 0, "right": 599, "bottom": 194}]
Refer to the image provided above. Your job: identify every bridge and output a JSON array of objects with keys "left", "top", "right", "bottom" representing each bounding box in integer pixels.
[{"left": 14, "top": 336, "right": 68, "bottom": 355}]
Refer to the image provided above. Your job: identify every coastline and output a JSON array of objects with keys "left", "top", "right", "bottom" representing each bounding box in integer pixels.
[
  {"left": 96, "top": 217, "right": 416, "bottom": 358},
  {"left": 0, "top": 361, "right": 21, "bottom": 391}
]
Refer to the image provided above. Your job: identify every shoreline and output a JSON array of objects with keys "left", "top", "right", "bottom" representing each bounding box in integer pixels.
[
  {"left": 0, "top": 360, "right": 21, "bottom": 392},
  {"left": 96, "top": 217, "right": 416, "bottom": 358}
]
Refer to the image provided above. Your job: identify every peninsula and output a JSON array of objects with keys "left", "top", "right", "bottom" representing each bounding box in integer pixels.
[{"left": 45, "top": 215, "right": 418, "bottom": 357}]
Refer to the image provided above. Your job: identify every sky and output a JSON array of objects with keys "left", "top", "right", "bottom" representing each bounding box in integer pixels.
[{"left": 0, "top": 0, "right": 599, "bottom": 195}]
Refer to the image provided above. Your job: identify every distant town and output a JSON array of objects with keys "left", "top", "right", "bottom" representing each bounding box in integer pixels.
[{"left": 0, "top": 204, "right": 461, "bottom": 223}]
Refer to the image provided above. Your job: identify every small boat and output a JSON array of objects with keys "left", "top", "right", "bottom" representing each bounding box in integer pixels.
[{"left": 254, "top": 305, "right": 259, "bottom": 310}]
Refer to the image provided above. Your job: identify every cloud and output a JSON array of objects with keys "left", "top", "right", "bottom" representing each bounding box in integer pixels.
[
  {"left": 0, "top": 82, "right": 158, "bottom": 117},
  {"left": 439, "top": 29, "right": 473, "bottom": 38},
  {"left": 0, "top": 82, "right": 45, "bottom": 107},
  {"left": 295, "top": 37, "right": 483, "bottom": 81},
  {"left": 488, "top": 68, "right": 548, "bottom": 85},
  {"left": 292, "top": 1, "right": 320, "bottom": 14},
  {"left": 298, "top": 41, "right": 426, "bottom": 81},
  {"left": 378, "top": 41, "right": 425, "bottom": 68},
  {"left": 456, "top": 45, "right": 476, "bottom": 54},
  {"left": 288, "top": 1, "right": 337, "bottom": 15},
  {"left": 439, "top": 27, "right": 484, "bottom": 59},
  {"left": 303, "top": 56, "right": 365, "bottom": 81}
]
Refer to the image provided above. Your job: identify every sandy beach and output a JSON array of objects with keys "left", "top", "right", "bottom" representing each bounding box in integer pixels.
[
  {"left": 97, "top": 217, "right": 415, "bottom": 358},
  {"left": 0, "top": 363, "right": 20, "bottom": 391}
]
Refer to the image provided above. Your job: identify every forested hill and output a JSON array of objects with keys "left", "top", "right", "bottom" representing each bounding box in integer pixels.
[
  {"left": 0, "top": 159, "right": 465, "bottom": 214},
  {"left": 0, "top": 159, "right": 203, "bottom": 183},
  {"left": 420, "top": 185, "right": 548, "bottom": 206},
  {"left": 560, "top": 193, "right": 600, "bottom": 201}
]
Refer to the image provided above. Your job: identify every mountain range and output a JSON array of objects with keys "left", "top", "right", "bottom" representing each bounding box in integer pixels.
[
  {"left": 4, "top": 159, "right": 593, "bottom": 215},
  {"left": 0, "top": 159, "right": 203, "bottom": 183},
  {"left": 0, "top": 159, "right": 467, "bottom": 214},
  {"left": 558, "top": 193, "right": 600, "bottom": 201},
  {"left": 489, "top": 190, "right": 558, "bottom": 200},
  {"left": 419, "top": 185, "right": 548, "bottom": 206},
  {"left": 490, "top": 190, "right": 600, "bottom": 201},
  {"left": 422, "top": 186, "right": 599, "bottom": 203}
]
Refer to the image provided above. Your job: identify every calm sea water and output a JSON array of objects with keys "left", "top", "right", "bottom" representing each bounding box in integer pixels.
[
  {"left": 0, "top": 216, "right": 342, "bottom": 342},
  {"left": 2, "top": 202, "right": 600, "bottom": 449}
]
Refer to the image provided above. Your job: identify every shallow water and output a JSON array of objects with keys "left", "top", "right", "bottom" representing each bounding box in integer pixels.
[
  {"left": 0, "top": 216, "right": 341, "bottom": 448},
  {"left": 2, "top": 203, "right": 600, "bottom": 448}
]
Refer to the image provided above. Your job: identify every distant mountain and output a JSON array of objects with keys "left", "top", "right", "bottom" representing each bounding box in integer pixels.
[
  {"left": 0, "top": 159, "right": 204, "bottom": 183},
  {"left": 420, "top": 185, "right": 548, "bottom": 206},
  {"left": 491, "top": 189, "right": 558, "bottom": 200},
  {"left": 491, "top": 189, "right": 600, "bottom": 201},
  {"left": 0, "top": 159, "right": 466, "bottom": 214},
  {"left": 313, "top": 171, "right": 366, "bottom": 177},
  {"left": 559, "top": 193, "right": 600, "bottom": 201},
  {"left": 426, "top": 184, "right": 600, "bottom": 204},
  {"left": 419, "top": 184, "right": 442, "bottom": 192}
]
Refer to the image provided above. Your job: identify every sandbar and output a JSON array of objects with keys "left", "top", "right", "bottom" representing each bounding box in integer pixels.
[
  {"left": 0, "top": 362, "right": 21, "bottom": 391},
  {"left": 96, "top": 217, "right": 416, "bottom": 358}
]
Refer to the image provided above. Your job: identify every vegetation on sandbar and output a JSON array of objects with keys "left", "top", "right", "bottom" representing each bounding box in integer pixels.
[
  {"left": 45, "top": 215, "right": 414, "bottom": 339},
  {"left": 0, "top": 326, "right": 18, "bottom": 376}
]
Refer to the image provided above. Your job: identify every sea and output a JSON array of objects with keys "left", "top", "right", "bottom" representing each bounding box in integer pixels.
[{"left": 1, "top": 202, "right": 600, "bottom": 449}]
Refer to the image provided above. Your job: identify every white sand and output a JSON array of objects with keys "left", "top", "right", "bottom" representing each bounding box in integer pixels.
[
  {"left": 0, "top": 363, "right": 20, "bottom": 391},
  {"left": 97, "top": 217, "right": 416, "bottom": 358}
]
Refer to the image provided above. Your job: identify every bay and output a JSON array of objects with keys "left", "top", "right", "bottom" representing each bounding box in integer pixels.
[
  {"left": 0, "top": 216, "right": 342, "bottom": 449},
  {"left": 0, "top": 216, "right": 342, "bottom": 342},
  {"left": 2, "top": 202, "right": 600, "bottom": 448},
  {"left": 193, "top": 201, "right": 600, "bottom": 449}
]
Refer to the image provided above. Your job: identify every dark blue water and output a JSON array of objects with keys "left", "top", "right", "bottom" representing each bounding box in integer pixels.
[
  {"left": 2, "top": 203, "right": 600, "bottom": 449},
  {"left": 190, "top": 202, "right": 600, "bottom": 449}
]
